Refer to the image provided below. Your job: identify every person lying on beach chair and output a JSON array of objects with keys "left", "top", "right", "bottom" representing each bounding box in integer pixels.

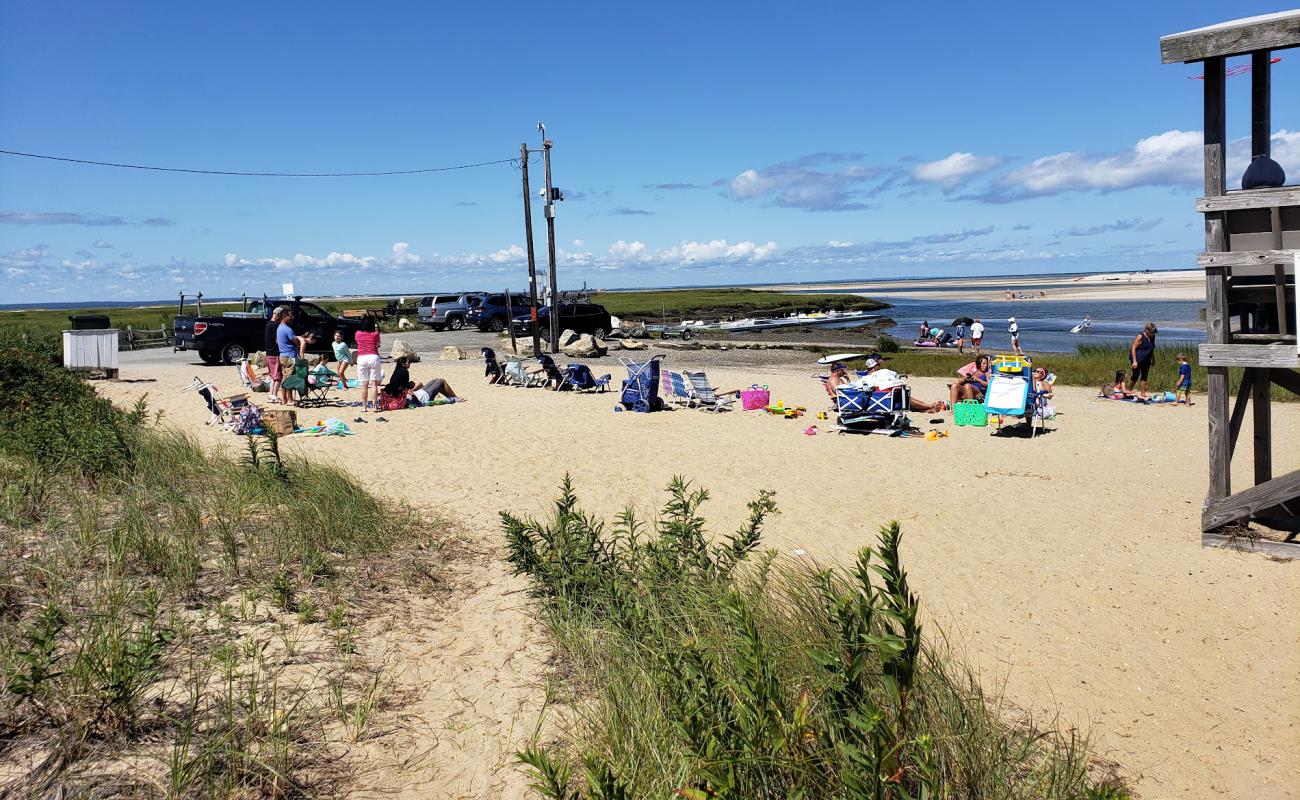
[
  {"left": 855, "top": 354, "right": 947, "bottom": 413},
  {"left": 949, "top": 354, "right": 990, "bottom": 409}
]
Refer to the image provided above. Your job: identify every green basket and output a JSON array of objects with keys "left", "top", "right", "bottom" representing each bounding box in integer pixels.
[{"left": 954, "top": 399, "right": 987, "bottom": 427}]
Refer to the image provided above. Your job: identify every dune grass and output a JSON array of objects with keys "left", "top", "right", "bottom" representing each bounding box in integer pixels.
[
  {"left": 0, "top": 334, "right": 446, "bottom": 796},
  {"left": 504, "top": 477, "right": 1129, "bottom": 799},
  {"left": 595, "top": 288, "right": 887, "bottom": 321}
]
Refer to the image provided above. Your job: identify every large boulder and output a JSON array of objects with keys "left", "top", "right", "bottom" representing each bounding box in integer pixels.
[
  {"left": 562, "top": 333, "right": 607, "bottom": 358},
  {"left": 510, "top": 339, "right": 536, "bottom": 357},
  {"left": 622, "top": 322, "right": 648, "bottom": 338},
  {"left": 397, "top": 317, "right": 416, "bottom": 330},
  {"left": 440, "top": 345, "right": 465, "bottom": 361},
  {"left": 558, "top": 329, "right": 580, "bottom": 349},
  {"left": 390, "top": 338, "right": 420, "bottom": 362},
  {"left": 619, "top": 338, "right": 646, "bottom": 351}
]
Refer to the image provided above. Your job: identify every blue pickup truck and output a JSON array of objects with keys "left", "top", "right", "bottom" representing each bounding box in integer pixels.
[{"left": 173, "top": 296, "right": 362, "bottom": 365}]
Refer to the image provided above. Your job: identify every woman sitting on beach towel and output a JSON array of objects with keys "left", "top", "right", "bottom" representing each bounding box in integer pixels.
[
  {"left": 379, "top": 356, "right": 416, "bottom": 411},
  {"left": 949, "top": 354, "right": 990, "bottom": 408}
]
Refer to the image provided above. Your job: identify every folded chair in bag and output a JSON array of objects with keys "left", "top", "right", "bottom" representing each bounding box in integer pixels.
[
  {"left": 536, "top": 354, "right": 567, "bottom": 390},
  {"left": 684, "top": 371, "right": 736, "bottom": 412},
  {"left": 481, "top": 347, "right": 503, "bottom": 384},
  {"left": 564, "top": 363, "right": 611, "bottom": 392}
]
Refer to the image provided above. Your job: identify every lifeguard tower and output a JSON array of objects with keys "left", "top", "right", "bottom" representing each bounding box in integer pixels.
[{"left": 1161, "top": 12, "right": 1300, "bottom": 551}]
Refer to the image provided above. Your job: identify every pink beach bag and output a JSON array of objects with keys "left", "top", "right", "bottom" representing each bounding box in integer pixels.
[{"left": 740, "top": 385, "right": 771, "bottom": 411}]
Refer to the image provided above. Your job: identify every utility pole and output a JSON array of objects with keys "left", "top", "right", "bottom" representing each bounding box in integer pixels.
[
  {"left": 519, "top": 142, "right": 541, "bottom": 356},
  {"left": 542, "top": 136, "right": 560, "bottom": 353}
]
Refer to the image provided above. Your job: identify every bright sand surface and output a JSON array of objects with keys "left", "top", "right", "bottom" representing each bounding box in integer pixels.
[
  {"left": 763, "top": 270, "right": 1208, "bottom": 302},
  {"left": 97, "top": 354, "right": 1299, "bottom": 799}
]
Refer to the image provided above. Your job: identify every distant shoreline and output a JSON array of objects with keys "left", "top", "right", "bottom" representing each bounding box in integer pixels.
[{"left": 2, "top": 268, "right": 1204, "bottom": 312}]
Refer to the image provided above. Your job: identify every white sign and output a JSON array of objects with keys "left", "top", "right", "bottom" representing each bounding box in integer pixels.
[{"left": 282, "top": 282, "right": 295, "bottom": 298}]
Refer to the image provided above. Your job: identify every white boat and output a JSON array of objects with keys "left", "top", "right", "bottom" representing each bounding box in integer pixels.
[{"left": 719, "top": 309, "right": 879, "bottom": 331}]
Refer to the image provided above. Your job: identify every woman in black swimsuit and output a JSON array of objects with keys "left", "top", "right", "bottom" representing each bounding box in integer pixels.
[{"left": 1128, "top": 323, "right": 1158, "bottom": 400}]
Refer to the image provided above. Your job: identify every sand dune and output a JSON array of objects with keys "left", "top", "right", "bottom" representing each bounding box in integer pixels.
[{"left": 97, "top": 351, "right": 1299, "bottom": 799}]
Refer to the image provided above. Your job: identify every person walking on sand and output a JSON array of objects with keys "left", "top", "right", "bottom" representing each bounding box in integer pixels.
[
  {"left": 1008, "top": 317, "right": 1022, "bottom": 355},
  {"left": 1127, "top": 323, "right": 1158, "bottom": 400},
  {"left": 970, "top": 318, "right": 984, "bottom": 354},
  {"left": 331, "top": 330, "right": 352, "bottom": 391},
  {"left": 264, "top": 306, "right": 286, "bottom": 403},
  {"left": 354, "top": 317, "right": 383, "bottom": 413},
  {"left": 1175, "top": 351, "right": 1193, "bottom": 406}
]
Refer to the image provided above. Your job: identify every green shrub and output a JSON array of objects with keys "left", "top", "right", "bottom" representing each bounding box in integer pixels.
[{"left": 507, "top": 478, "right": 1128, "bottom": 799}]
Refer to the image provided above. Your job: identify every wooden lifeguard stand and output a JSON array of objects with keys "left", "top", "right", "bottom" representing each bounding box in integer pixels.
[{"left": 1161, "top": 12, "right": 1300, "bottom": 549}]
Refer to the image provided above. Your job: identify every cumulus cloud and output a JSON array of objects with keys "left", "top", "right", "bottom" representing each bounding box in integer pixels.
[
  {"left": 0, "top": 211, "right": 175, "bottom": 226},
  {"left": 605, "top": 239, "right": 778, "bottom": 267},
  {"left": 911, "top": 152, "right": 1005, "bottom": 190},
  {"left": 390, "top": 242, "right": 419, "bottom": 265},
  {"left": 726, "top": 152, "right": 883, "bottom": 211},
  {"left": 828, "top": 240, "right": 854, "bottom": 248},
  {"left": 571, "top": 239, "right": 585, "bottom": 248},
  {"left": 970, "top": 129, "right": 1300, "bottom": 202},
  {"left": 1058, "top": 217, "right": 1162, "bottom": 237},
  {"left": 610, "top": 207, "right": 654, "bottom": 216}
]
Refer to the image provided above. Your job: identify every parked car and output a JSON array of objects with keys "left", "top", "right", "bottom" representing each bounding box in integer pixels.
[
  {"left": 174, "top": 297, "right": 362, "bottom": 365},
  {"left": 511, "top": 302, "right": 613, "bottom": 339},
  {"left": 468, "top": 292, "right": 534, "bottom": 332},
  {"left": 417, "top": 292, "right": 486, "bottom": 331}
]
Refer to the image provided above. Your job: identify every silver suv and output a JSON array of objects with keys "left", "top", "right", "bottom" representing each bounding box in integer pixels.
[{"left": 417, "top": 292, "right": 486, "bottom": 331}]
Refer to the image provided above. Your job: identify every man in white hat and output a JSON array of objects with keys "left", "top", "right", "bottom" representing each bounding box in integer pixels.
[{"left": 1008, "top": 317, "right": 1022, "bottom": 355}]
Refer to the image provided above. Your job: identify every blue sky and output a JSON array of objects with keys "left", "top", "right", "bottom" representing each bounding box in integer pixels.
[{"left": 2, "top": 1, "right": 1297, "bottom": 303}]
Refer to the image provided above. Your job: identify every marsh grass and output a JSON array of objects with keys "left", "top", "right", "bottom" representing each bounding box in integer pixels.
[
  {"left": 506, "top": 477, "right": 1129, "bottom": 799},
  {"left": 0, "top": 335, "right": 447, "bottom": 796}
]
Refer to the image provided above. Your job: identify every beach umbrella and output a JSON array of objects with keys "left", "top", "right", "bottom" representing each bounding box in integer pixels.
[{"left": 951, "top": 316, "right": 974, "bottom": 326}]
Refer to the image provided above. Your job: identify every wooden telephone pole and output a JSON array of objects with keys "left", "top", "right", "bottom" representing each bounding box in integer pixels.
[
  {"left": 543, "top": 138, "right": 560, "bottom": 352},
  {"left": 519, "top": 142, "right": 541, "bottom": 356}
]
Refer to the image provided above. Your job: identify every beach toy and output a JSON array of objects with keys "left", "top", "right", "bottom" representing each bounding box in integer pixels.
[
  {"left": 953, "top": 400, "right": 988, "bottom": 427},
  {"left": 816, "top": 411, "right": 828, "bottom": 420},
  {"left": 803, "top": 425, "right": 818, "bottom": 436}
]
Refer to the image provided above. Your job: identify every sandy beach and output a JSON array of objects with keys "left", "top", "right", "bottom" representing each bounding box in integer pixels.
[
  {"left": 92, "top": 341, "right": 1299, "bottom": 799},
  {"left": 763, "top": 270, "right": 1207, "bottom": 303}
]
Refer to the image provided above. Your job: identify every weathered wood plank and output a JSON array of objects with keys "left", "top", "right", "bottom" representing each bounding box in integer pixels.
[
  {"left": 1204, "top": 57, "right": 1227, "bottom": 199},
  {"left": 1198, "top": 343, "right": 1300, "bottom": 368},
  {"left": 1251, "top": 369, "right": 1272, "bottom": 484},
  {"left": 1271, "top": 368, "right": 1300, "bottom": 395},
  {"left": 1232, "top": 333, "right": 1298, "bottom": 343},
  {"left": 1252, "top": 51, "right": 1272, "bottom": 157},
  {"left": 1196, "top": 249, "right": 1297, "bottom": 268},
  {"left": 1207, "top": 365, "right": 1232, "bottom": 505},
  {"left": 1228, "top": 370, "right": 1253, "bottom": 453},
  {"left": 1205, "top": 267, "right": 1229, "bottom": 344},
  {"left": 1202, "top": 531, "right": 1299, "bottom": 559},
  {"left": 1161, "top": 10, "right": 1300, "bottom": 63},
  {"left": 1196, "top": 186, "right": 1300, "bottom": 212},
  {"left": 1203, "top": 469, "right": 1300, "bottom": 530}
]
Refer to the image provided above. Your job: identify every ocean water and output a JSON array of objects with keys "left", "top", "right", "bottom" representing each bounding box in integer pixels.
[{"left": 807, "top": 294, "right": 1206, "bottom": 353}]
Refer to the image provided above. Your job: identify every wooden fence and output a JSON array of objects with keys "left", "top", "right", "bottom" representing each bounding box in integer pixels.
[{"left": 124, "top": 325, "right": 172, "bottom": 350}]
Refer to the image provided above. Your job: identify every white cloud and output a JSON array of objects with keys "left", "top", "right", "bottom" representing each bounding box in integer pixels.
[
  {"left": 828, "top": 240, "right": 854, "bottom": 248},
  {"left": 571, "top": 239, "right": 585, "bottom": 248},
  {"left": 978, "top": 129, "right": 1300, "bottom": 202},
  {"left": 727, "top": 153, "right": 881, "bottom": 211},
  {"left": 911, "top": 152, "right": 1005, "bottom": 190},
  {"left": 390, "top": 242, "right": 419, "bottom": 266}
]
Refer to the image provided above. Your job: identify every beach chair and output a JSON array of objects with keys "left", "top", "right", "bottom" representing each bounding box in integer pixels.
[
  {"left": 235, "top": 359, "right": 267, "bottom": 392},
  {"left": 536, "top": 354, "right": 567, "bottom": 390},
  {"left": 982, "top": 355, "right": 1048, "bottom": 437},
  {"left": 834, "top": 383, "right": 911, "bottom": 435},
  {"left": 502, "top": 356, "right": 538, "bottom": 387},
  {"left": 564, "top": 363, "right": 611, "bottom": 392},
  {"left": 182, "top": 377, "right": 248, "bottom": 429},
  {"left": 684, "top": 371, "right": 736, "bottom": 413},
  {"left": 667, "top": 371, "right": 696, "bottom": 407},
  {"left": 619, "top": 355, "right": 665, "bottom": 412},
  {"left": 481, "top": 347, "right": 503, "bottom": 384},
  {"left": 282, "top": 359, "right": 335, "bottom": 407}
]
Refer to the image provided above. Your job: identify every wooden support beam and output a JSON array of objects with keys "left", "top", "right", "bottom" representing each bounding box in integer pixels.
[
  {"left": 1251, "top": 369, "right": 1272, "bottom": 484},
  {"left": 1161, "top": 11, "right": 1300, "bottom": 64},
  {"left": 1207, "top": 366, "right": 1231, "bottom": 505},
  {"left": 1252, "top": 51, "right": 1272, "bottom": 158},
  {"left": 1196, "top": 249, "right": 1297, "bottom": 268},
  {"left": 1199, "top": 343, "right": 1300, "bottom": 368},
  {"left": 1203, "top": 469, "right": 1300, "bottom": 530},
  {"left": 1202, "top": 531, "right": 1299, "bottom": 560},
  {"left": 1204, "top": 56, "right": 1227, "bottom": 199},
  {"left": 1228, "top": 370, "right": 1253, "bottom": 453},
  {"left": 1196, "top": 186, "right": 1300, "bottom": 212},
  {"left": 1271, "top": 368, "right": 1300, "bottom": 395}
]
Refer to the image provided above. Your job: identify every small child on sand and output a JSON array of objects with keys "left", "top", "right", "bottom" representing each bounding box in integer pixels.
[
  {"left": 1175, "top": 353, "right": 1193, "bottom": 405},
  {"left": 331, "top": 331, "right": 351, "bottom": 390}
]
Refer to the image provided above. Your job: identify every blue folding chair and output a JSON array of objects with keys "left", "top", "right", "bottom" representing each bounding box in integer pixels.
[
  {"left": 835, "top": 384, "right": 911, "bottom": 435},
  {"left": 565, "top": 363, "right": 611, "bottom": 392}
]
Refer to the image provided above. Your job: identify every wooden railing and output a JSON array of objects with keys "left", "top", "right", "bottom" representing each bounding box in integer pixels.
[{"left": 123, "top": 325, "right": 172, "bottom": 350}]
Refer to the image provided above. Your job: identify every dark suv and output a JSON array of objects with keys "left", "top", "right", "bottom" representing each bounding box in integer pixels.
[
  {"left": 468, "top": 293, "right": 533, "bottom": 332},
  {"left": 511, "top": 302, "right": 613, "bottom": 339}
]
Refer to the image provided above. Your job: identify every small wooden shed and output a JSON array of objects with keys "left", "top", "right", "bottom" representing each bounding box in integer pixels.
[{"left": 1161, "top": 11, "right": 1300, "bottom": 548}]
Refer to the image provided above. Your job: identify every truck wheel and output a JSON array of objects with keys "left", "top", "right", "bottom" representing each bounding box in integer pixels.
[
  {"left": 680, "top": 329, "right": 694, "bottom": 341},
  {"left": 199, "top": 350, "right": 222, "bottom": 365},
  {"left": 221, "top": 342, "right": 248, "bottom": 364},
  {"left": 489, "top": 316, "right": 507, "bottom": 332},
  {"left": 447, "top": 316, "right": 465, "bottom": 331}
]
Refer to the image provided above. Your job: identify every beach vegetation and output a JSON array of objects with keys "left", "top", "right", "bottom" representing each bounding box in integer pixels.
[
  {"left": 505, "top": 477, "right": 1129, "bottom": 799},
  {"left": 0, "top": 336, "right": 448, "bottom": 795},
  {"left": 596, "top": 288, "right": 887, "bottom": 321}
]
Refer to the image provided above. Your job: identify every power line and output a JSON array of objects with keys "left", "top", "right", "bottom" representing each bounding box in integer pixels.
[{"left": 0, "top": 148, "right": 517, "bottom": 177}]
